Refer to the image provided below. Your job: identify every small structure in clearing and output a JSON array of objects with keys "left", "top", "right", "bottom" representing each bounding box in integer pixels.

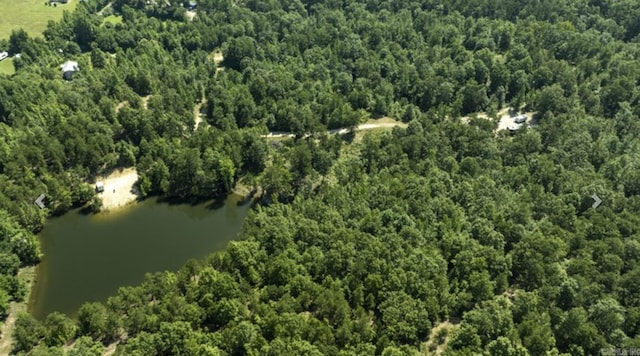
[
  {"left": 0, "top": 52, "right": 8, "bottom": 61},
  {"left": 34, "top": 194, "right": 46, "bottom": 209},
  {"left": 506, "top": 113, "right": 531, "bottom": 133},
  {"left": 514, "top": 114, "right": 527, "bottom": 124},
  {"left": 93, "top": 168, "right": 140, "bottom": 211},
  {"left": 495, "top": 109, "right": 535, "bottom": 134},
  {"left": 60, "top": 60, "right": 79, "bottom": 81}
]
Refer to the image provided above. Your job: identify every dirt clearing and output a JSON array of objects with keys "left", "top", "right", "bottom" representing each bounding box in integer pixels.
[
  {"left": 194, "top": 99, "right": 206, "bottom": 130},
  {"left": 212, "top": 52, "right": 223, "bottom": 64},
  {"left": 95, "top": 168, "right": 140, "bottom": 211}
]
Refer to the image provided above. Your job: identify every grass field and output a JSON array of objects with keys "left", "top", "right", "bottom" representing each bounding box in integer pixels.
[
  {"left": 102, "top": 14, "right": 122, "bottom": 26},
  {"left": 0, "top": 0, "right": 79, "bottom": 39},
  {"left": 0, "top": 58, "right": 15, "bottom": 75}
]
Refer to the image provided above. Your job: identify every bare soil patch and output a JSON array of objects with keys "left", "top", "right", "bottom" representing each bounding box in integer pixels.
[
  {"left": 115, "top": 101, "right": 127, "bottom": 113},
  {"left": 95, "top": 167, "right": 140, "bottom": 211},
  {"left": 212, "top": 52, "right": 224, "bottom": 64},
  {"left": 211, "top": 52, "right": 224, "bottom": 73},
  {"left": 264, "top": 118, "right": 407, "bottom": 139},
  {"left": 142, "top": 95, "right": 151, "bottom": 110},
  {"left": 496, "top": 110, "right": 536, "bottom": 133},
  {"left": 194, "top": 99, "right": 206, "bottom": 130},
  {"left": 460, "top": 107, "right": 536, "bottom": 134}
]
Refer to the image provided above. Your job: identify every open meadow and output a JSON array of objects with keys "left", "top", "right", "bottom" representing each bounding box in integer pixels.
[{"left": 0, "top": 0, "right": 78, "bottom": 39}]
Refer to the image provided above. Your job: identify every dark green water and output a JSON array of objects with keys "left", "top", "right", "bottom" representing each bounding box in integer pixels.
[{"left": 29, "top": 196, "right": 250, "bottom": 319}]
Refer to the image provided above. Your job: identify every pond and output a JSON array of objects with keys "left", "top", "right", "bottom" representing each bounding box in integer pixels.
[{"left": 28, "top": 195, "right": 250, "bottom": 319}]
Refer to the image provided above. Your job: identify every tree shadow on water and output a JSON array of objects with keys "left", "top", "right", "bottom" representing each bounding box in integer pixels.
[
  {"left": 205, "top": 198, "right": 226, "bottom": 210},
  {"left": 78, "top": 206, "right": 94, "bottom": 215},
  {"left": 157, "top": 195, "right": 213, "bottom": 207}
]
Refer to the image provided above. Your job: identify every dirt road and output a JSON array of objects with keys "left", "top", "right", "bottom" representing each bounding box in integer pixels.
[{"left": 263, "top": 119, "right": 407, "bottom": 139}]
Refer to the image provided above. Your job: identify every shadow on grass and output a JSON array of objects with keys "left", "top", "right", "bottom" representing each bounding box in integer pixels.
[{"left": 340, "top": 131, "right": 356, "bottom": 144}]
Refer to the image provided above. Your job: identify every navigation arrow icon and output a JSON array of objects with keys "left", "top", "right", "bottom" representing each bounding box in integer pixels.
[{"left": 591, "top": 194, "right": 602, "bottom": 209}]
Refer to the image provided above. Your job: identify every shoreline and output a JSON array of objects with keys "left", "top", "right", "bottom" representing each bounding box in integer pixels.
[
  {"left": 0, "top": 169, "right": 139, "bottom": 352},
  {"left": 0, "top": 266, "right": 37, "bottom": 355},
  {"left": 2, "top": 178, "right": 255, "bottom": 353},
  {"left": 95, "top": 167, "right": 140, "bottom": 212}
]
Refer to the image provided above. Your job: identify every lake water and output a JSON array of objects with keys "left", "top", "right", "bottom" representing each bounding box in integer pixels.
[{"left": 29, "top": 196, "right": 250, "bottom": 319}]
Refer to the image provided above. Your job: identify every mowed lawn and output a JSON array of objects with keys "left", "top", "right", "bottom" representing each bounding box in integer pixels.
[
  {"left": 0, "top": 0, "right": 78, "bottom": 39},
  {"left": 0, "top": 58, "right": 15, "bottom": 75}
]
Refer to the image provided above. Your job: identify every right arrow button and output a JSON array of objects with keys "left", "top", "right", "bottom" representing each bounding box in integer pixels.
[{"left": 591, "top": 194, "right": 602, "bottom": 209}]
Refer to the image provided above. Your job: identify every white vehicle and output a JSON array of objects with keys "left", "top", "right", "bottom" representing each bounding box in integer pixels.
[
  {"left": 507, "top": 123, "right": 522, "bottom": 132},
  {"left": 0, "top": 52, "right": 8, "bottom": 61},
  {"left": 514, "top": 114, "right": 527, "bottom": 124}
]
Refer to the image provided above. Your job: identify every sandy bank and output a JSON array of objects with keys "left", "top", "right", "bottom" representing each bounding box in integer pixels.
[{"left": 96, "top": 168, "right": 140, "bottom": 211}]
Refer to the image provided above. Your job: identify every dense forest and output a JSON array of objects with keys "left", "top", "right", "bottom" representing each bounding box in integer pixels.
[{"left": 1, "top": 0, "right": 640, "bottom": 354}]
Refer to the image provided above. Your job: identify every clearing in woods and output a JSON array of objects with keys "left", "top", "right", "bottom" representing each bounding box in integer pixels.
[
  {"left": 423, "top": 321, "right": 458, "bottom": 355},
  {"left": 0, "top": 0, "right": 79, "bottom": 39},
  {"left": 211, "top": 52, "right": 224, "bottom": 73},
  {"left": 95, "top": 168, "right": 140, "bottom": 211}
]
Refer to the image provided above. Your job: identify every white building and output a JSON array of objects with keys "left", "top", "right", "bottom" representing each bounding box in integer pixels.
[{"left": 61, "top": 60, "right": 79, "bottom": 80}]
